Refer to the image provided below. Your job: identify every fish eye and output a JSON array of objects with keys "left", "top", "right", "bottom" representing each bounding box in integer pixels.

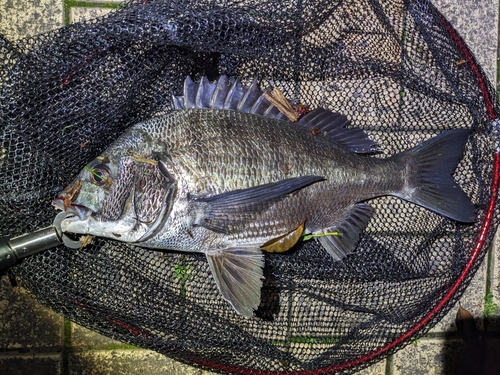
[{"left": 88, "top": 164, "right": 110, "bottom": 186}]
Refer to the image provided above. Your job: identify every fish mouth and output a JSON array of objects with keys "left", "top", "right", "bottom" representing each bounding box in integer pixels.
[
  {"left": 52, "top": 179, "right": 93, "bottom": 221},
  {"left": 52, "top": 196, "right": 93, "bottom": 221}
]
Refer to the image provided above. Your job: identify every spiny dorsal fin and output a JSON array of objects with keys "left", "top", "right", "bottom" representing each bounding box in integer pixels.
[
  {"left": 173, "top": 75, "right": 287, "bottom": 120},
  {"left": 173, "top": 76, "right": 378, "bottom": 153}
]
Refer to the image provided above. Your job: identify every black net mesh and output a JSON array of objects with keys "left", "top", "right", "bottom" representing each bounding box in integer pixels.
[{"left": 1, "top": 0, "right": 499, "bottom": 373}]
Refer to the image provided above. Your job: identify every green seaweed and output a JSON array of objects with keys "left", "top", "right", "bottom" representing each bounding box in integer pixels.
[
  {"left": 173, "top": 258, "right": 194, "bottom": 297},
  {"left": 301, "top": 232, "right": 342, "bottom": 241},
  {"left": 61, "top": 124, "right": 74, "bottom": 135},
  {"left": 484, "top": 246, "right": 498, "bottom": 323},
  {"left": 484, "top": 291, "right": 498, "bottom": 319},
  {"left": 64, "top": 1, "right": 122, "bottom": 26},
  {"left": 401, "top": 27, "right": 408, "bottom": 44},
  {"left": 83, "top": 165, "right": 104, "bottom": 180}
]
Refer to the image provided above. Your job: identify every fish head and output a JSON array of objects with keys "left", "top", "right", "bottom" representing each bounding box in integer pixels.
[{"left": 53, "top": 143, "right": 176, "bottom": 243}]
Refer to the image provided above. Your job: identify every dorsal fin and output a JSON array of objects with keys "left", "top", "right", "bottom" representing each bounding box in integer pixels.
[
  {"left": 298, "top": 108, "right": 380, "bottom": 153},
  {"left": 172, "top": 76, "right": 378, "bottom": 153},
  {"left": 173, "top": 75, "right": 288, "bottom": 121}
]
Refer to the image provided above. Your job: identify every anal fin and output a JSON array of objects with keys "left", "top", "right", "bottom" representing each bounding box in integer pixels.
[
  {"left": 318, "top": 203, "right": 373, "bottom": 261},
  {"left": 206, "top": 247, "right": 264, "bottom": 317}
]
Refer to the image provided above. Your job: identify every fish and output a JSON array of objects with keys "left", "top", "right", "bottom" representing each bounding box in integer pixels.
[{"left": 52, "top": 75, "right": 475, "bottom": 317}]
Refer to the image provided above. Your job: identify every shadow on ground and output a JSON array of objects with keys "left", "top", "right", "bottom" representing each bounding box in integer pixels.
[{"left": 443, "top": 310, "right": 500, "bottom": 375}]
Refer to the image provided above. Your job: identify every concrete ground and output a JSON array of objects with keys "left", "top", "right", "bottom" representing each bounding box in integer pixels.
[{"left": 0, "top": 0, "right": 499, "bottom": 374}]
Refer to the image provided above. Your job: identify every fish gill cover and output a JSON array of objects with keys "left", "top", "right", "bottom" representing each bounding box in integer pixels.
[{"left": 0, "top": 0, "right": 498, "bottom": 374}]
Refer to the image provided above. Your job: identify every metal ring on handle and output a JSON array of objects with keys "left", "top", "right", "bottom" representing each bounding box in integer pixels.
[{"left": 53, "top": 212, "right": 82, "bottom": 249}]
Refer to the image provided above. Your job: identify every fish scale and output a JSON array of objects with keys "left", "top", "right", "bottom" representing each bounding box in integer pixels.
[
  {"left": 145, "top": 110, "right": 396, "bottom": 205},
  {"left": 144, "top": 110, "right": 374, "bottom": 190},
  {"left": 52, "top": 76, "right": 475, "bottom": 317}
]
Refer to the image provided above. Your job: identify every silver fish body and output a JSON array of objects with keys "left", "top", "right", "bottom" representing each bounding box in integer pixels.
[{"left": 53, "top": 76, "right": 475, "bottom": 317}]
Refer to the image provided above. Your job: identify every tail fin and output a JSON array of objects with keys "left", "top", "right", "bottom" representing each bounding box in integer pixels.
[{"left": 394, "top": 129, "right": 475, "bottom": 222}]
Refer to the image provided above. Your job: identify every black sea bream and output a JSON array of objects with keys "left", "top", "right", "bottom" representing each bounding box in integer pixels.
[{"left": 53, "top": 76, "right": 475, "bottom": 317}]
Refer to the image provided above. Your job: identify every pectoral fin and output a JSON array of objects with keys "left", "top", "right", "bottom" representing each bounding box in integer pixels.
[
  {"left": 193, "top": 175, "right": 324, "bottom": 234},
  {"left": 206, "top": 247, "right": 264, "bottom": 317},
  {"left": 318, "top": 203, "right": 373, "bottom": 260}
]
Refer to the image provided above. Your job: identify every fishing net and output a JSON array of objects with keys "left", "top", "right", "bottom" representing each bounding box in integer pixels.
[{"left": 1, "top": 0, "right": 498, "bottom": 373}]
